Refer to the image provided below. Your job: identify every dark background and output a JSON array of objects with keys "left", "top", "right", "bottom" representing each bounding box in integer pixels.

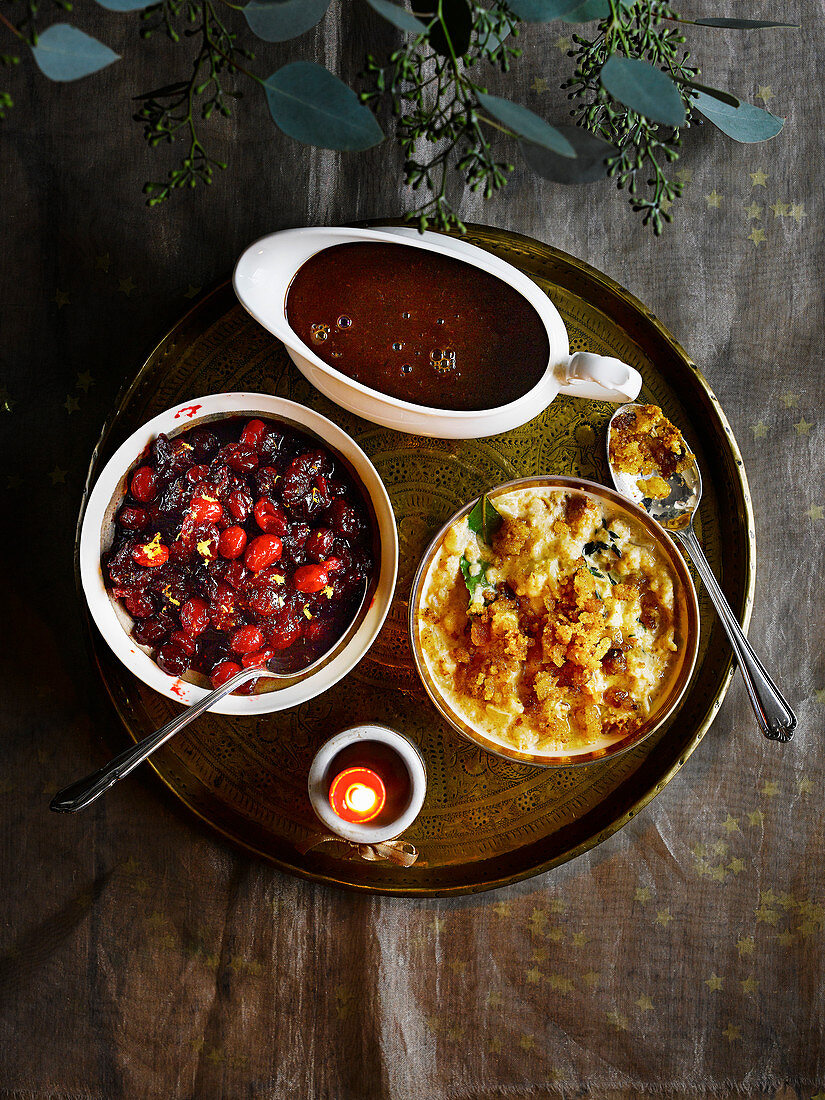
[{"left": 2, "top": 2, "right": 824, "bottom": 1097}]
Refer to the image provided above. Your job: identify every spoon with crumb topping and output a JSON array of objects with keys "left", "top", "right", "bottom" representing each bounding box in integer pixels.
[{"left": 607, "top": 403, "right": 796, "bottom": 743}]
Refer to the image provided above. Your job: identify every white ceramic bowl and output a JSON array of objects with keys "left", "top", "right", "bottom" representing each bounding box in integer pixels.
[
  {"left": 233, "top": 226, "right": 642, "bottom": 439},
  {"left": 79, "top": 393, "right": 398, "bottom": 715}
]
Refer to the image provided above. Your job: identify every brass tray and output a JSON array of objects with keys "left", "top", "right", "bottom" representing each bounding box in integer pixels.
[{"left": 75, "top": 224, "right": 754, "bottom": 896}]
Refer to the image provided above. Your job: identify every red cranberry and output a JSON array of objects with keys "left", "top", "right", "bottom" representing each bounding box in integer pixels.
[
  {"left": 246, "top": 578, "right": 285, "bottom": 617},
  {"left": 210, "top": 582, "right": 239, "bottom": 631},
  {"left": 210, "top": 660, "right": 243, "bottom": 689},
  {"left": 156, "top": 644, "right": 190, "bottom": 677},
  {"left": 293, "top": 563, "right": 331, "bottom": 593},
  {"left": 193, "top": 523, "right": 219, "bottom": 561},
  {"left": 304, "top": 617, "right": 335, "bottom": 644},
  {"left": 225, "top": 443, "right": 259, "bottom": 474},
  {"left": 180, "top": 597, "right": 209, "bottom": 636},
  {"left": 221, "top": 560, "right": 248, "bottom": 590},
  {"left": 118, "top": 506, "right": 148, "bottom": 531},
  {"left": 123, "top": 592, "right": 155, "bottom": 618},
  {"left": 329, "top": 499, "right": 360, "bottom": 537},
  {"left": 242, "top": 646, "right": 275, "bottom": 669},
  {"left": 227, "top": 489, "right": 253, "bottom": 522},
  {"left": 231, "top": 625, "right": 265, "bottom": 654},
  {"left": 130, "top": 466, "right": 158, "bottom": 503},
  {"left": 240, "top": 419, "right": 267, "bottom": 449},
  {"left": 132, "top": 535, "right": 170, "bottom": 569},
  {"left": 169, "top": 629, "right": 197, "bottom": 655},
  {"left": 255, "top": 466, "right": 280, "bottom": 497},
  {"left": 267, "top": 608, "right": 302, "bottom": 650},
  {"left": 259, "top": 430, "right": 285, "bottom": 462},
  {"left": 132, "top": 614, "right": 173, "bottom": 646},
  {"left": 281, "top": 522, "right": 311, "bottom": 564},
  {"left": 305, "top": 527, "right": 334, "bottom": 562},
  {"left": 188, "top": 428, "right": 219, "bottom": 461},
  {"left": 186, "top": 464, "right": 210, "bottom": 484},
  {"left": 219, "top": 526, "right": 247, "bottom": 560},
  {"left": 245, "top": 534, "right": 283, "bottom": 573},
  {"left": 190, "top": 492, "right": 223, "bottom": 524},
  {"left": 253, "top": 498, "right": 288, "bottom": 535}
]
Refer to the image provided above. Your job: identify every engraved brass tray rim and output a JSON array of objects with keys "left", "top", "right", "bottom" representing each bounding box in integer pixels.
[{"left": 73, "top": 224, "right": 756, "bottom": 896}]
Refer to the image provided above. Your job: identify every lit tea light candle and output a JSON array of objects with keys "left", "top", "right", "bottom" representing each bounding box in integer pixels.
[{"left": 329, "top": 766, "right": 386, "bottom": 824}]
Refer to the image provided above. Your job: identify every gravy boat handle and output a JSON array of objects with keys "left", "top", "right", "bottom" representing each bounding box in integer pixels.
[{"left": 556, "top": 352, "right": 642, "bottom": 403}]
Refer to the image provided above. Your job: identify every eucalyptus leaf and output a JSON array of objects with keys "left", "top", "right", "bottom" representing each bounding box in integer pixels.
[
  {"left": 520, "top": 127, "right": 617, "bottom": 183},
  {"left": 421, "top": 0, "right": 472, "bottom": 57},
  {"left": 560, "top": 0, "right": 610, "bottom": 20},
  {"left": 243, "top": 0, "right": 332, "bottom": 43},
  {"left": 30, "top": 24, "right": 119, "bottom": 82},
  {"left": 505, "top": 0, "right": 587, "bottom": 19},
  {"left": 690, "top": 18, "right": 797, "bottom": 29},
  {"left": 600, "top": 55, "right": 686, "bottom": 127},
  {"left": 679, "top": 80, "right": 739, "bottom": 108},
  {"left": 263, "top": 62, "right": 384, "bottom": 151},
  {"left": 93, "top": 0, "right": 155, "bottom": 10},
  {"left": 364, "top": 0, "right": 426, "bottom": 34},
  {"left": 691, "top": 89, "right": 784, "bottom": 142},
  {"left": 477, "top": 92, "right": 575, "bottom": 157}
]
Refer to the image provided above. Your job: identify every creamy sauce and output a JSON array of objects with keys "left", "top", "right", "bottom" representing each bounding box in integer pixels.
[{"left": 285, "top": 242, "right": 550, "bottom": 412}]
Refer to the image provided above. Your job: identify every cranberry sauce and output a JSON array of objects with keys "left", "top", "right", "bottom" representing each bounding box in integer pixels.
[
  {"left": 285, "top": 242, "right": 550, "bottom": 412},
  {"left": 103, "top": 416, "right": 374, "bottom": 695}
]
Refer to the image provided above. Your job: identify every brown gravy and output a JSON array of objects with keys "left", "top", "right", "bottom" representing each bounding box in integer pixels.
[{"left": 285, "top": 242, "right": 549, "bottom": 412}]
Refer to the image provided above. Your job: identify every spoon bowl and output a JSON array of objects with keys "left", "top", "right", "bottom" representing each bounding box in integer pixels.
[{"left": 607, "top": 404, "right": 796, "bottom": 743}]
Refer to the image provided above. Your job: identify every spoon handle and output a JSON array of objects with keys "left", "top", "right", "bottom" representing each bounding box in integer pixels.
[
  {"left": 675, "top": 526, "right": 796, "bottom": 743},
  {"left": 50, "top": 666, "right": 260, "bottom": 813}
]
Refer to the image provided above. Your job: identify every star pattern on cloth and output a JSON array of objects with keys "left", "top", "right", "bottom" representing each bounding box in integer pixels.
[
  {"left": 747, "top": 810, "right": 764, "bottom": 827},
  {"left": 530, "top": 76, "right": 549, "bottom": 93},
  {"left": 526, "top": 966, "right": 542, "bottom": 984},
  {"left": 635, "top": 995, "right": 654, "bottom": 1012},
  {"left": 676, "top": 168, "right": 692, "bottom": 183},
  {"left": 606, "top": 1010, "right": 629, "bottom": 1031},
  {"left": 780, "top": 391, "right": 799, "bottom": 407},
  {"left": 184, "top": 284, "right": 202, "bottom": 299},
  {"left": 493, "top": 901, "right": 510, "bottom": 918},
  {"left": 769, "top": 201, "right": 791, "bottom": 217},
  {"left": 54, "top": 289, "right": 70, "bottom": 308},
  {"left": 748, "top": 227, "right": 766, "bottom": 246},
  {"left": 571, "top": 931, "right": 588, "bottom": 947},
  {"left": 728, "top": 857, "right": 745, "bottom": 874},
  {"left": 76, "top": 371, "right": 94, "bottom": 392},
  {"left": 64, "top": 394, "right": 79, "bottom": 415},
  {"left": 705, "top": 973, "right": 723, "bottom": 991},
  {"left": 807, "top": 505, "right": 824, "bottom": 520},
  {"left": 486, "top": 990, "right": 504, "bottom": 1008},
  {"left": 798, "top": 777, "right": 814, "bottom": 794},
  {"left": 49, "top": 466, "right": 67, "bottom": 485},
  {"left": 654, "top": 909, "right": 672, "bottom": 927},
  {"left": 744, "top": 202, "right": 763, "bottom": 220},
  {"left": 791, "top": 203, "right": 806, "bottom": 223},
  {"left": 95, "top": 253, "right": 111, "bottom": 272},
  {"left": 635, "top": 886, "right": 653, "bottom": 904},
  {"left": 583, "top": 971, "right": 599, "bottom": 988},
  {"left": 737, "top": 936, "right": 755, "bottom": 957},
  {"left": 528, "top": 908, "right": 547, "bottom": 935},
  {"left": 519, "top": 1034, "right": 535, "bottom": 1052},
  {"left": 741, "top": 976, "right": 759, "bottom": 994},
  {"left": 795, "top": 417, "right": 812, "bottom": 435},
  {"left": 761, "top": 780, "right": 780, "bottom": 798},
  {"left": 555, "top": 36, "right": 571, "bottom": 52},
  {"left": 705, "top": 190, "right": 723, "bottom": 208},
  {"left": 119, "top": 276, "right": 137, "bottom": 297},
  {"left": 756, "top": 85, "right": 775, "bottom": 104},
  {"left": 750, "top": 169, "right": 769, "bottom": 187},
  {"left": 723, "top": 1023, "right": 741, "bottom": 1043},
  {"left": 814, "top": 688, "right": 825, "bottom": 703},
  {"left": 547, "top": 974, "right": 574, "bottom": 993},
  {"left": 751, "top": 421, "right": 769, "bottom": 438},
  {"left": 722, "top": 815, "right": 740, "bottom": 835}
]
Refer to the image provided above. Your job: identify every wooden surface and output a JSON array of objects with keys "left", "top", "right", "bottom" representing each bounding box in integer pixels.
[{"left": 1, "top": 2, "right": 824, "bottom": 1097}]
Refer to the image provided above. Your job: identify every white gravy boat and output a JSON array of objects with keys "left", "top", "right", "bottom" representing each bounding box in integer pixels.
[{"left": 233, "top": 226, "right": 642, "bottom": 439}]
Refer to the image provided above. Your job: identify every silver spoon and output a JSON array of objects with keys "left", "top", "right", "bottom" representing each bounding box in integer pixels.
[
  {"left": 51, "top": 581, "right": 368, "bottom": 813},
  {"left": 607, "top": 404, "right": 796, "bottom": 743}
]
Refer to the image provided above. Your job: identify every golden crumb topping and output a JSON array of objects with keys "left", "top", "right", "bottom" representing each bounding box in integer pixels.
[{"left": 609, "top": 404, "right": 692, "bottom": 498}]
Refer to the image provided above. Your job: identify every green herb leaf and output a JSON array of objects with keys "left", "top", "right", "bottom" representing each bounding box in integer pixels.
[
  {"left": 421, "top": 0, "right": 472, "bottom": 57},
  {"left": 364, "top": 0, "right": 427, "bottom": 34},
  {"left": 263, "top": 62, "right": 385, "bottom": 151},
  {"left": 689, "top": 18, "right": 798, "bottom": 30},
  {"left": 466, "top": 494, "right": 503, "bottom": 543},
  {"left": 600, "top": 55, "right": 686, "bottom": 128},
  {"left": 477, "top": 92, "right": 576, "bottom": 157},
  {"left": 520, "top": 129, "right": 616, "bottom": 183},
  {"left": 460, "top": 555, "right": 495, "bottom": 604},
  {"left": 691, "top": 90, "right": 784, "bottom": 143},
  {"left": 244, "top": 0, "right": 332, "bottom": 43},
  {"left": 31, "top": 24, "right": 119, "bottom": 82}
]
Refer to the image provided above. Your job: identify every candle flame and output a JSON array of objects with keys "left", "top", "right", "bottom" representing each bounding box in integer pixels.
[{"left": 329, "top": 766, "right": 386, "bottom": 823}]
